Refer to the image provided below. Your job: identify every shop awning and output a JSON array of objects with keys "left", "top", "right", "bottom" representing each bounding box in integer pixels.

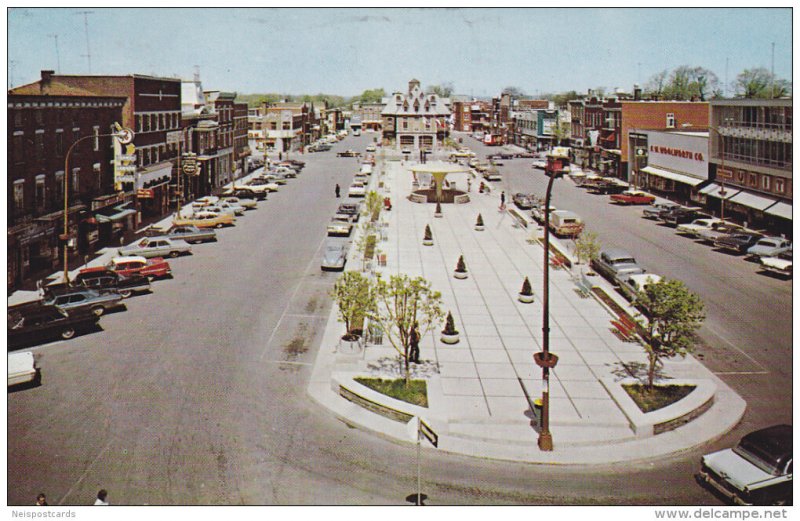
[
  {"left": 641, "top": 166, "right": 705, "bottom": 187},
  {"left": 764, "top": 201, "right": 792, "bottom": 220},
  {"left": 699, "top": 182, "right": 740, "bottom": 200},
  {"left": 95, "top": 203, "right": 136, "bottom": 223},
  {"left": 727, "top": 190, "right": 780, "bottom": 211}
]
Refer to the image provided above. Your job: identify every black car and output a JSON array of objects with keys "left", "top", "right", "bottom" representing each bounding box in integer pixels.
[
  {"left": 336, "top": 202, "right": 361, "bottom": 222},
  {"left": 714, "top": 233, "right": 764, "bottom": 254},
  {"left": 224, "top": 187, "right": 267, "bottom": 201},
  {"left": 45, "top": 268, "right": 151, "bottom": 299},
  {"left": 659, "top": 207, "right": 707, "bottom": 226},
  {"left": 8, "top": 304, "right": 101, "bottom": 350}
]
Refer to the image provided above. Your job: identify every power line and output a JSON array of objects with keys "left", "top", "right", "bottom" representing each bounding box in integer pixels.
[{"left": 76, "top": 10, "right": 94, "bottom": 73}]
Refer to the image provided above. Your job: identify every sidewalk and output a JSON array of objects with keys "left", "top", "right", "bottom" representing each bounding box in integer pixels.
[{"left": 307, "top": 155, "right": 746, "bottom": 464}]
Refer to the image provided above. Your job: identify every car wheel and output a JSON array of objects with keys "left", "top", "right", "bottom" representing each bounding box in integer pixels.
[
  {"left": 169, "top": 251, "right": 180, "bottom": 258},
  {"left": 216, "top": 223, "right": 224, "bottom": 229},
  {"left": 61, "top": 327, "right": 76, "bottom": 339},
  {"left": 119, "top": 289, "right": 133, "bottom": 299},
  {"left": 91, "top": 306, "right": 105, "bottom": 317}
]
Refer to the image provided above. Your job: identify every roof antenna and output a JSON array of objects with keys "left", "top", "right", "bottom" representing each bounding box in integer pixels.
[{"left": 76, "top": 11, "right": 94, "bottom": 73}]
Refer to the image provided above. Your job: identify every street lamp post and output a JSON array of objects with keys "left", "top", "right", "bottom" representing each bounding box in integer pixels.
[
  {"left": 62, "top": 129, "right": 132, "bottom": 284},
  {"left": 534, "top": 152, "right": 564, "bottom": 452}
]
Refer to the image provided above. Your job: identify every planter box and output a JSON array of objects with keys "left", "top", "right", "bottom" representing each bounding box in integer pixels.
[
  {"left": 422, "top": 239, "right": 434, "bottom": 246},
  {"left": 440, "top": 332, "right": 460, "bottom": 344},
  {"left": 453, "top": 271, "right": 468, "bottom": 279},
  {"left": 518, "top": 293, "right": 534, "bottom": 303}
]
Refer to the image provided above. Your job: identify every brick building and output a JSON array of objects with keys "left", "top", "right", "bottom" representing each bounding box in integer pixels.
[
  {"left": 381, "top": 79, "right": 451, "bottom": 150},
  {"left": 8, "top": 92, "right": 126, "bottom": 291},
  {"left": 233, "top": 102, "right": 251, "bottom": 176}
]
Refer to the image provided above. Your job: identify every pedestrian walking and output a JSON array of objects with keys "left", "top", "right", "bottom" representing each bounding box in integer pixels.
[
  {"left": 409, "top": 322, "right": 420, "bottom": 364},
  {"left": 335, "top": 184, "right": 340, "bottom": 198},
  {"left": 467, "top": 178, "right": 472, "bottom": 192},
  {"left": 500, "top": 191, "right": 506, "bottom": 211},
  {"left": 94, "top": 489, "right": 109, "bottom": 506},
  {"left": 35, "top": 493, "right": 48, "bottom": 506}
]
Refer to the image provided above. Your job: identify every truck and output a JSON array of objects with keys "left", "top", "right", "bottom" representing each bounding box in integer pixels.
[{"left": 548, "top": 210, "right": 584, "bottom": 238}]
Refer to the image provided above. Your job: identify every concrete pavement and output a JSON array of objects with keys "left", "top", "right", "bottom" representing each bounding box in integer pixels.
[{"left": 307, "top": 153, "right": 746, "bottom": 464}]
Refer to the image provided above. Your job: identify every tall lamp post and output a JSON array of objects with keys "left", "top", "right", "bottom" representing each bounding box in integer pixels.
[
  {"left": 534, "top": 149, "right": 565, "bottom": 451},
  {"left": 62, "top": 128, "right": 133, "bottom": 284}
]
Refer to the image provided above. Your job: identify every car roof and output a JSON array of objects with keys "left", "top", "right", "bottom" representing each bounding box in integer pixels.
[
  {"left": 112, "top": 255, "right": 148, "bottom": 264},
  {"left": 738, "top": 424, "right": 793, "bottom": 459},
  {"left": 601, "top": 248, "right": 635, "bottom": 259}
]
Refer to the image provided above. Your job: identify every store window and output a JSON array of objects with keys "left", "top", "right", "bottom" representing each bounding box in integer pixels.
[
  {"left": 762, "top": 176, "right": 771, "bottom": 191},
  {"left": 775, "top": 178, "right": 785, "bottom": 194},
  {"left": 35, "top": 175, "right": 46, "bottom": 210},
  {"left": 666, "top": 113, "right": 675, "bottom": 129},
  {"left": 14, "top": 180, "right": 24, "bottom": 212}
]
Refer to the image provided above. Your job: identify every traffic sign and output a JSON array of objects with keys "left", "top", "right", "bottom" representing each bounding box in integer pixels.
[
  {"left": 116, "top": 128, "right": 135, "bottom": 145},
  {"left": 419, "top": 418, "right": 438, "bottom": 447}
]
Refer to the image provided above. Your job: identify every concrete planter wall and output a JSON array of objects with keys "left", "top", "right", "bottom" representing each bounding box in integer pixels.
[
  {"left": 440, "top": 331, "right": 460, "bottom": 344},
  {"left": 453, "top": 270, "right": 468, "bottom": 279},
  {"left": 518, "top": 293, "right": 534, "bottom": 304}
]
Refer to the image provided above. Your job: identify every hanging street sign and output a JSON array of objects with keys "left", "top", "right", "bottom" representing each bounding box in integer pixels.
[{"left": 116, "top": 128, "right": 135, "bottom": 145}]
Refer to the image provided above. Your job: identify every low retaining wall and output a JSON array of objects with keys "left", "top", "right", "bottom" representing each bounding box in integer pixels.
[
  {"left": 332, "top": 373, "right": 432, "bottom": 424},
  {"left": 600, "top": 377, "right": 716, "bottom": 438}
]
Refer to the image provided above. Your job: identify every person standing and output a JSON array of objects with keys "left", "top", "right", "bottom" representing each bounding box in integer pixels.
[
  {"left": 500, "top": 191, "right": 506, "bottom": 210},
  {"left": 335, "top": 184, "right": 341, "bottom": 198},
  {"left": 35, "top": 493, "right": 48, "bottom": 506},
  {"left": 409, "top": 322, "right": 420, "bottom": 364},
  {"left": 94, "top": 489, "right": 109, "bottom": 506}
]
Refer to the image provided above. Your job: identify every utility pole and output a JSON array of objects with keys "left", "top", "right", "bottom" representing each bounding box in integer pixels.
[
  {"left": 49, "top": 34, "right": 61, "bottom": 73},
  {"left": 77, "top": 10, "right": 94, "bottom": 73}
]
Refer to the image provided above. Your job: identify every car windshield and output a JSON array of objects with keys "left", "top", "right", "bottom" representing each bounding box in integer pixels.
[
  {"left": 734, "top": 439, "right": 789, "bottom": 476},
  {"left": 757, "top": 239, "right": 780, "bottom": 247}
]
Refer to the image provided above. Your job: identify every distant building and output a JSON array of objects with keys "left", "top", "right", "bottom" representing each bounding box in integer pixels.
[
  {"left": 381, "top": 79, "right": 451, "bottom": 150},
  {"left": 352, "top": 102, "right": 384, "bottom": 132}
]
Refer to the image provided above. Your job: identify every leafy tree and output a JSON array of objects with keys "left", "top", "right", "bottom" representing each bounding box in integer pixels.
[
  {"left": 633, "top": 279, "right": 705, "bottom": 388},
  {"left": 365, "top": 190, "right": 382, "bottom": 222},
  {"left": 551, "top": 90, "right": 580, "bottom": 108},
  {"left": 645, "top": 69, "right": 669, "bottom": 99},
  {"left": 735, "top": 67, "right": 791, "bottom": 98},
  {"left": 550, "top": 119, "right": 571, "bottom": 146},
  {"left": 501, "top": 86, "right": 525, "bottom": 97},
  {"left": 573, "top": 231, "right": 601, "bottom": 267},
  {"left": 427, "top": 82, "right": 454, "bottom": 97},
  {"left": 357, "top": 88, "right": 386, "bottom": 105},
  {"left": 369, "top": 274, "right": 444, "bottom": 384},
  {"left": 661, "top": 66, "right": 720, "bottom": 101},
  {"left": 331, "top": 271, "right": 374, "bottom": 341}
]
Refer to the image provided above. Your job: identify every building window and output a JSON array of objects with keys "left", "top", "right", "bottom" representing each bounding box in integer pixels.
[
  {"left": 13, "top": 180, "right": 24, "bottom": 212},
  {"left": 55, "top": 171, "right": 64, "bottom": 205},
  {"left": 94, "top": 163, "right": 102, "bottom": 190},
  {"left": 749, "top": 173, "right": 757, "bottom": 187},
  {"left": 34, "top": 110, "right": 44, "bottom": 125},
  {"left": 72, "top": 128, "right": 81, "bottom": 152},
  {"left": 150, "top": 114, "right": 156, "bottom": 131},
  {"left": 55, "top": 131, "right": 64, "bottom": 156},
  {"left": 776, "top": 178, "right": 785, "bottom": 193},
  {"left": 762, "top": 175, "right": 771, "bottom": 191},
  {"left": 72, "top": 168, "right": 80, "bottom": 195},
  {"left": 137, "top": 115, "right": 143, "bottom": 133},
  {"left": 666, "top": 113, "right": 675, "bottom": 128},
  {"left": 93, "top": 126, "right": 100, "bottom": 151},
  {"left": 13, "top": 111, "right": 23, "bottom": 127},
  {"left": 13, "top": 133, "right": 24, "bottom": 162},
  {"left": 35, "top": 175, "right": 46, "bottom": 210},
  {"left": 34, "top": 131, "right": 45, "bottom": 159},
  {"left": 143, "top": 115, "right": 149, "bottom": 132}
]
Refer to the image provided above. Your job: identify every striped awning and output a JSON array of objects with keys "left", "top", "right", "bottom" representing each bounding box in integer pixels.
[{"left": 641, "top": 166, "right": 704, "bottom": 187}]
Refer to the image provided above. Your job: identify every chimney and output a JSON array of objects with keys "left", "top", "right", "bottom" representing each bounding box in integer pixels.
[
  {"left": 40, "top": 70, "right": 55, "bottom": 94},
  {"left": 588, "top": 88, "right": 594, "bottom": 98},
  {"left": 634, "top": 84, "right": 642, "bottom": 101},
  {"left": 408, "top": 78, "right": 420, "bottom": 93}
]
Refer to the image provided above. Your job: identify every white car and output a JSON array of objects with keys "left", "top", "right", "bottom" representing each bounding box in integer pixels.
[
  {"left": 203, "top": 204, "right": 239, "bottom": 217},
  {"left": 221, "top": 196, "right": 257, "bottom": 210},
  {"left": 759, "top": 251, "right": 792, "bottom": 277},
  {"left": 348, "top": 182, "right": 367, "bottom": 197},
  {"left": 618, "top": 273, "right": 662, "bottom": 301},
  {"left": 119, "top": 236, "right": 192, "bottom": 258},
  {"left": 192, "top": 195, "right": 220, "bottom": 209},
  {"left": 676, "top": 218, "right": 724, "bottom": 238},
  {"left": 365, "top": 145, "right": 376, "bottom": 152},
  {"left": 746, "top": 237, "right": 792, "bottom": 259},
  {"left": 532, "top": 159, "right": 547, "bottom": 169},
  {"left": 8, "top": 351, "right": 41, "bottom": 388},
  {"left": 326, "top": 216, "right": 354, "bottom": 237}
]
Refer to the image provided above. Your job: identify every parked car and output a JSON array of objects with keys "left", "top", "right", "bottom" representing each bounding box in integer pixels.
[
  {"left": 618, "top": 273, "right": 662, "bottom": 302},
  {"left": 348, "top": 181, "right": 367, "bottom": 198},
  {"left": 587, "top": 179, "right": 628, "bottom": 194},
  {"left": 119, "top": 237, "right": 192, "bottom": 259},
  {"left": 659, "top": 207, "right": 708, "bottom": 226},
  {"left": 483, "top": 168, "right": 503, "bottom": 182},
  {"left": 337, "top": 149, "right": 360, "bottom": 157},
  {"left": 221, "top": 196, "right": 257, "bottom": 210},
  {"left": 314, "top": 143, "right": 332, "bottom": 152},
  {"left": 71, "top": 266, "right": 151, "bottom": 298},
  {"left": 675, "top": 218, "right": 725, "bottom": 238},
  {"left": 8, "top": 351, "right": 41, "bottom": 388},
  {"left": 531, "top": 204, "right": 557, "bottom": 225},
  {"left": 591, "top": 249, "right": 646, "bottom": 285},
  {"left": 642, "top": 201, "right": 681, "bottom": 220},
  {"left": 191, "top": 195, "right": 219, "bottom": 209},
  {"left": 548, "top": 210, "right": 584, "bottom": 238},
  {"left": 610, "top": 190, "right": 656, "bottom": 205},
  {"left": 173, "top": 211, "right": 236, "bottom": 229},
  {"left": 8, "top": 305, "right": 101, "bottom": 349},
  {"left": 320, "top": 240, "right": 348, "bottom": 271},
  {"left": 365, "top": 144, "right": 376, "bottom": 153},
  {"left": 745, "top": 237, "right": 792, "bottom": 260},
  {"left": 42, "top": 287, "right": 123, "bottom": 317},
  {"left": 246, "top": 177, "right": 280, "bottom": 192},
  {"left": 696, "top": 222, "right": 746, "bottom": 244},
  {"left": 327, "top": 215, "right": 354, "bottom": 237},
  {"left": 697, "top": 424, "right": 792, "bottom": 505},
  {"left": 531, "top": 158, "right": 547, "bottom": 169},
  {"left": 759, "top": 251, "right": 792, "bottom": 278},
  {"left": 222, "top": 187, "right": 266, "bottom": 201},
  {"left": 107, "top": 255, "right": 172, "bottom": 279},
  {"left": 336, "top": 202, "right": 361, "bottom": 222},
  {"left": 148, "top": 224, "right": 217, "bottom": 244},
  {"left": 512, "top": 193, "right": 537, "bottom": 210},
  {"left": 713, "top": 232, "right": 764, "bottom": 254}
]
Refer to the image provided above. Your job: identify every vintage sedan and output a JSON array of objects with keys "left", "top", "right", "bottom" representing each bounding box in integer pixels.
[
  {"left": 173, "top": 211, "right": 236, "bottom": 229},
  {"left": 222, "top": 187, "right": 266, "bottom": 201},
  {"left": 42, "top": 287, "right": 124, "bottom": 317},
  {"left": 148, "top": 224, "right": 217, "bottom": 244},
  {"left": 246, "top": 178, "right": 280, "bottom": 192},
  {"left": 760, "top": 251, "right": 792, "bottom": 278},
  {"left": 365, "top": 144, "right": 377, "bottom": 153},
  {"left": 119, "top": 237, "right": 192, "bottom": 258},
  {"left": 8, "top": 351, "right": 41, "bottom": 388},
  {"left": 71, "top": 267, "right": 151, "bottom": 298},
  {"left": 697, "top": 222, "right": 746, "bottom": 244},
  {"left": 610, "top": 190, "right": 656, "bottom": 205},
  {"left": 107, "top": 255, "right": 172, "bottom": 279},
  {"left": 675, "top": 218, "right": 724, "bottom": 238},
  {"left": 713, "top": 232, "right": 764, "bottom": 254},
  {"left": 746, "top": 237, "right": 792, "bottom": 260},
  {"left": 591, "top": 248, "right": 646, "bottom": 285},
  {"left": 8, "top": 305, "right": 101, "bottom": 349},
  {"left": 659, "top": 207, "right": 708, "bottom": 227},
  {"left": 191, "top": 195, "right": 219, "bottom": 209},
  {"left": 221, "top": 196, "right": 257, "bottom": 210},
  {"left": 512, "top": 192, "right": 537, "bottom": 210},
  {"left": 642, "top": 201, "right": 681, "bottom": 220},
  {"left": 320, "top": 240, "right": 348, "bottom": 271},
  {"left": 348, "top": 182, "right": 367, "bottom": 198},
  {"left": 327, "top": 215, "right": 354, "bottom": 237},
  {"left": 618, "top": 273, "right": 662, "bottom": 302},
  {"left": 337, "top": 149, "right": 360, "bottom": 157},
  {"left": 336, "top": 202, "right": 361, "bottom": 222}
]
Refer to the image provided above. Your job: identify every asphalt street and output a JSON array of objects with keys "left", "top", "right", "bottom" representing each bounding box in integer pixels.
[{"left": 7, "top": 133, "right": 752, "bottom": 505}]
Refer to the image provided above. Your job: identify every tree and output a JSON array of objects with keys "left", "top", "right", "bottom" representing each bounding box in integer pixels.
[
  {"left": 735, "top": 67, "right": 790, "bottom": 98},
  {"left": 369, "top": 274, "right": 444, "bottom": 384},
  {"left": 427, "top": 82, "right": 454, "bottom": 97},
  {"left": 551, "top": 90, "right": 580, "bottom": 108},
  {"left": 573, "top": 231, "right": 601, "bottom": 268},
  {"left": 633, "top": 279, "right": 705, "bottom": 388},
  {"left": 356, "top": 88, "right": 386, "bottom": 105},
  {"left": 661, "top": 66, "right": 720, "bottom": 101},
  {"left": 550, "top": 119, "right": 571, "bottom": 146},
  {"left": 645, "top": 69, "right": 669, "bottom": 99},
  {"left": 330, "top": 271, "right": 374, "bottom": 341},
  {"left": 365, "top": 190, "right": 382, "bottom": 222},
  {"left": 501, "top": 86, "right": 525, "bottom": 97}
]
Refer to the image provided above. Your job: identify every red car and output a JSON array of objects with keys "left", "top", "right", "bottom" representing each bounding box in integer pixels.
[
  {"left": 106, "top": 255, "right": 172, "bottom": 279},
  {"left": 610, "top": 190, "right": 656, "bottom": 205}
]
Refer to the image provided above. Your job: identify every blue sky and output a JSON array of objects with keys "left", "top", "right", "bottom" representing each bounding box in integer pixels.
[{"left": 7, "top": 7, "right": 793, "bottom": 98}]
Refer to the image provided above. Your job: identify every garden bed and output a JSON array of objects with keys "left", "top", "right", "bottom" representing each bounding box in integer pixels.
[
  {"left": 623, "top": 383, "right": 696, "bottom": 413},
  {"left": 354, "top": 377, "right": 428, "bottom": 407}
]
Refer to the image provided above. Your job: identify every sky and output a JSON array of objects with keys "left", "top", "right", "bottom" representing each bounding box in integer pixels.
[{"left": 6, "top": 6, "right": 794, "bottom": 98}]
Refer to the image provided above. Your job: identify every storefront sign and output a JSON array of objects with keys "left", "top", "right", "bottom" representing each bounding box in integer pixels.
[
  {"left": 137, "top": 188, "right": 155, "bottom": 199},
  {"left": 649, "top": 145, "right": 704, "bottom": 161}
]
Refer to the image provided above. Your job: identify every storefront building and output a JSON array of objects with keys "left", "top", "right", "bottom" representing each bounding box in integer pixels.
[{"left": 381, "top": 79, "right": 450, "bottom": 150}]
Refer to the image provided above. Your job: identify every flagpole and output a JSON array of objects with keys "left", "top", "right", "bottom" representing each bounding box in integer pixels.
[{"left": 416, "top": 419, "right": 421, "bottom": 506}]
